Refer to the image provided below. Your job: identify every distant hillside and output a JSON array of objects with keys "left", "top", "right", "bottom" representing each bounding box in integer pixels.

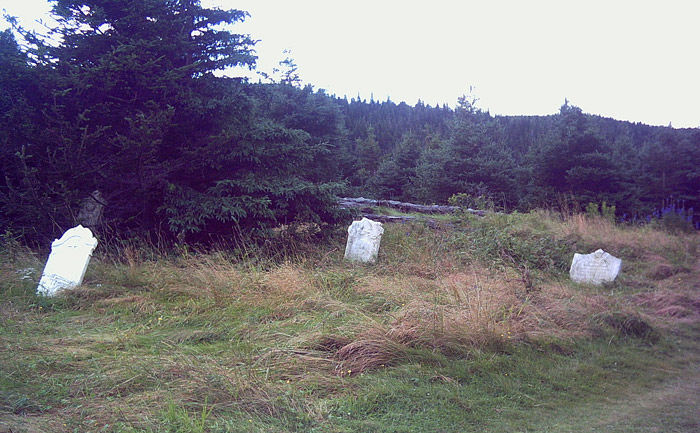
[{"left": 328, "top": 93, "right": 699, "bottom": 227}]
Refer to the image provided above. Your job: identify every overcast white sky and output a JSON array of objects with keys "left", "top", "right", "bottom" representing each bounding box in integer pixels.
[{"left": 3, "top": 0, "right": 699, "bottom": 127}]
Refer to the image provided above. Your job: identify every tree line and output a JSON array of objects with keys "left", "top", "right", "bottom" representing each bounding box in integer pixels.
[{"left": 1, "top": 0, "right": 698, "bottom": 245}]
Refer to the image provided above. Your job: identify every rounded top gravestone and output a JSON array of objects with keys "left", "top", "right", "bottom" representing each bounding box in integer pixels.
[
  {"left": 344, "top": 217, "right": 384, "bottom": 264},
  {"left": 37, "top": 225, "right": 98, "bottom": 296}
]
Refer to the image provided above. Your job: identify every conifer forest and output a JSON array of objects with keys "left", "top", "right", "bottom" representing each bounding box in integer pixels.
[{"left": 2, "top": 0, "right": 699, "bottom": 244}]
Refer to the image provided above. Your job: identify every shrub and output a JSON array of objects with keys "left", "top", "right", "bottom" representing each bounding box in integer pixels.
[
  {"left": 586, "top": 201, "right": 616, "bottom": 222},
  {"left": 452, "top": 212, "right": 573, "bottom": 277},
  {"left": 585, "top": 202, "right": 600, "bottom": 218}
]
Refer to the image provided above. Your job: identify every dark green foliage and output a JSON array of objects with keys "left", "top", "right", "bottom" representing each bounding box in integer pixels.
[
  {"left": 0, "top": 1, "right": 347, "bottom": 243},
  {"left": 43, "top": 0, "right": 265, "bottom": 238},
  {"left": 0, "top": 28, "right": 73, "bottom": 241},
  {"left": 410, "top": 96, "right": 524, "bottom": 209},
  {"left": 338, "top": 97, "right": 453, "bottom": 152},
  {"left": 252, "top": 83, "right": 349, "bottom": 185},
  {"left": 530, "top": 103, "right": 621, "bottom": 206},
  {"left": 453, "top": 213, "right": 573, "bottom": 276},
  {"left": 2, "top": 3, "right": 700, "bottom": 243},
  {"left": 369, "top": 132, "right": 422, "bottom": 200},
  {"left": 161, "top": 117, "right": 347, "bottom": 236}
]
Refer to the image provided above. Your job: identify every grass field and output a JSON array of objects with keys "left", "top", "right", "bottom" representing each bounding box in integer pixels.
[{"left": 1, "top": 211, "right": 699, "bottom": 432}]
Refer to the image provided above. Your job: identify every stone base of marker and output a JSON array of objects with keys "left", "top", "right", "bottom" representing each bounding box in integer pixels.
[
  {"left": 344, "top": 217, "right": 384, "bottom": 263},
  {"left": 37, "top": 225, "right": 98, "bottom": 296},
  {"left": 569, "top": 249, "right": 621, "bottom": 285}
]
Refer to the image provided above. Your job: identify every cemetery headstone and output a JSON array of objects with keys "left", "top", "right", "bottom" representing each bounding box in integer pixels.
[
  {"left": 344, "top": 217, "right": 384, "bottom": 263},
  {"left": 569, "top": 248, "right": 622, "bottom": 285},
  {"left": 77, "top": 190, "right": 106, "bottom": 228},
  {"left": 37, "top": 225, "right": 98, "bottom": 296}
]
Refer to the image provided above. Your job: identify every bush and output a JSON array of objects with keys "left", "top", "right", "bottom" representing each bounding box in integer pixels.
[
  {"left": 654, "top": 210, "right": 696, "bottom": 234},
  {"left": 452, "top": 212, "right": 573, "bottom": 276},
  {"left": 586, "top": 201, "right": 616, "bottom": 223}
]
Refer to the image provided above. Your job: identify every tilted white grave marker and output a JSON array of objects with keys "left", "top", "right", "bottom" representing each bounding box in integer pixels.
[
  {"left": 569, "top": 249, "right": 621, "bottom": 285},
  {"left": 344, "top": 217, "right": 384, "bottom": 263},
  {"left": 37, "top": 225, "right": 98, "bottom": 296}
]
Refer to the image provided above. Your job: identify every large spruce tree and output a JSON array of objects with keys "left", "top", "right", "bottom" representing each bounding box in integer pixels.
[{"left": 1, "top": 0, "right": 346, "bottom": 242}]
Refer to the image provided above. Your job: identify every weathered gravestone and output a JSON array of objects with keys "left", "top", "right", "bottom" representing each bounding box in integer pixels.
[
  {"left": 344, "top": 217, "right": 384, "bottom": 263},
  {"left": 77, "top": 190, "right": 106, "bottom": 228},
  {"left": 569, "top": 249, "right": 622, "bottom": 285},
  {"left": 37, "top": 225, "right": 98, "bottom": 296}
]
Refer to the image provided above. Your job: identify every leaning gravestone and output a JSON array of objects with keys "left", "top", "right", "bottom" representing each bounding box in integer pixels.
[
  {"left": 344, "top": 217, "right": 384, "bottom": 263},
  {"left": 569, "top": 249, "right": 622, "bottom": 285},
  {"left": 37, "top": 225, "right": 98, "bottom": 296},
  {"left": 77, "top": 190, "right": 106, "bottom": 228}
]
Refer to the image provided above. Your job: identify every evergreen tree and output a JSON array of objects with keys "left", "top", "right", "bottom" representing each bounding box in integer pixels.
[
  {"left": 348, "top": 127, "right": 381, "bottom": 192},
  {"left": 0, "top": 29, "right": 58, "bottom": 239},
  {"left": 369, "top": 132, "right": 422, "bottom": 200},
  {"left": 2, "top": 0, "right": 346, "bottom": 242},
  {"left": 529, "top": 102, "right": 622, "bottom": 208},
  {"left": 411, "top": 94, "right": 521, "bottom": 208}
]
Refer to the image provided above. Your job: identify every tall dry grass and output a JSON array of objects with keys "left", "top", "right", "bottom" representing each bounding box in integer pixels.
[
  {"left": 15, "top": 212, "right": 700, "bottom": 381},
  {"left": 553, "top": 212, "right": 698, "bottom": 258},
  {"left": 5, "top": 211, "right": 700, "bottom": 433},
  {"left": 333, "top": 213, "right": 700, "bottom": 373}
]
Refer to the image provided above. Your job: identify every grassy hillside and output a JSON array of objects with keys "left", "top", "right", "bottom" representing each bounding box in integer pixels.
[{"left": 1, "top": 211, "right": 699, "bottom": 432}]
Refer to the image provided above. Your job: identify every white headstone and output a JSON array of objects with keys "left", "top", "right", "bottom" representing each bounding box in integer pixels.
[
  {"left": 37, "top": 225, "right": 98, "bottom": 296},
  {"left": 569, "top": 249, "right": 621, "bottom": 285},
  {"left": 344, "top": 217, "right": 384, "bottom": 263}
]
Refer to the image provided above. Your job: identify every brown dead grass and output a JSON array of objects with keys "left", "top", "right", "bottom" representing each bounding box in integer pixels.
[
  {"left": 6, "top": 219, "right": 699, "bottom": 433},
  {"left": 643, "top": 254, "right": 690, "bottom": 280},
  {"left": 330, "top": 213, "right": 697, "bottom": 371},
  {"left": 336, "top": 268, "right": 530, "bottom": 373},
  {"left": 175, "top": 254, "right": 246, "bottom": 297},
  {"left": 515, "top": 282, "right": 611, "bottom": 339},
  {"left": 633, "top": 289, "right": 700, "bottom": 324},
  {"left": 4, "top": 213, "right": 699, "bottom": 431},
  {"left": 547, "top": 211, "right": 700, "bottom": 329},
  {"left": 262, "top": 263, "right": 312, "bottom": 298},
  {"left": 377, "top": 225, "right": 460, "bottom": 278},
  {"left": 557, "top": 213, "right": 689, "bottom": 256},
  {"left": 336, "top": 330, "right": 406, "bottom": 374}
]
